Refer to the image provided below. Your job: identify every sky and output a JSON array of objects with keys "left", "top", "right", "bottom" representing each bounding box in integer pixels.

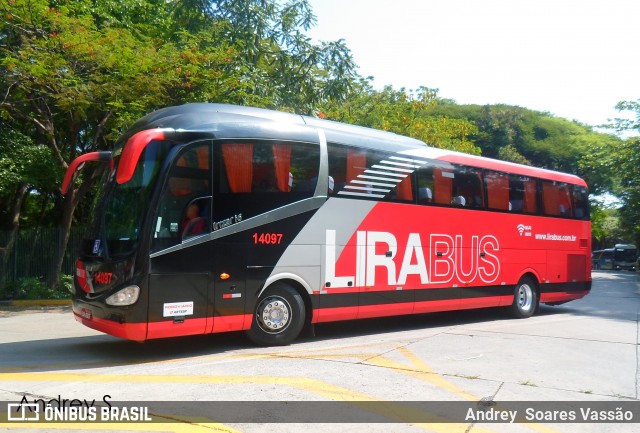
[{"left": 305, "top": 0, "right": 640, "bottom": 129}]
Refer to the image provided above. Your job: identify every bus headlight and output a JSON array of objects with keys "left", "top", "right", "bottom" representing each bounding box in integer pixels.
[{"left": 105, "top": 285, "right": 140, "bottom": 306}]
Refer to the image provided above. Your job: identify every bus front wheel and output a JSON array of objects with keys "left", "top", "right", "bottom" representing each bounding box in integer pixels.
[
  {"left": 246, "top": 284, "right": 305, "bottom": 346},
  {"left": 509, "top": 277, "right": 538, "bottom": 318}
]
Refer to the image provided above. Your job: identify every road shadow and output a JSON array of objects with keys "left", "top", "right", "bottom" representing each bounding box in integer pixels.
[
  {"left": 0, "top": 331, "right": 253, "bottom": 374},
  {"left": 310, "top": 307, "right": 509, "bottom": 342},
  {"left": 2, "top": 273, "right": 637, "bottom": 373},
  {"left": 549, "top": 271, "right": 640, "bottom": 322},
  {"left": 0, "top": 307, "right": 528, "bottom": 374}
]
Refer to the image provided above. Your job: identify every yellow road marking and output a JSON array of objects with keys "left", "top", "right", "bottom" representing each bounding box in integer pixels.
[
  {"left": 0, "top": 342, "right": 388, "bottom": 373},
  {"left": 0, "top": 342, "right": 563, "bottom": 433},
  {"left": 0, "top": 371, "right": 489, "bottom": 433},
  {"left": 366, "top": 347, "right": 562, "bottom": 433},
  {"left": 364, "top": 347, "right": 477, "bottom": 401}
]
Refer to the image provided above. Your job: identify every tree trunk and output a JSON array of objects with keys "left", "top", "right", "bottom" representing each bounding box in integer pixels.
[
  {"left": 0, "top": 183, "right": 28, "bottom": 291},
  {"left": 46, "top": 188, "right": 77, "bottom": 288},
  {"left": 24, "top": 193, "right": 50, "bottom": 276},
  {"left": 46, "top": 162, "right": 104, "bottom": 288}
]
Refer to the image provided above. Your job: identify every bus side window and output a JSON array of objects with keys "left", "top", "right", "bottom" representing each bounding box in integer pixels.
[
  {"left": 506, "top": 175, "right": 538, "bottom": 214},
  {"left": 221, "top": 141, "right": 318, "bottom": 194},
  {"left": 250, "top": 143, "right": 302, "bottom": 193},
  {"left": 558, "top": 186, "right": 572, "bottom": 216},
  {"left": 327, "top": 144, "right": 347, "bottom": 195},
  {"left": 433, "top": 167, "right": 453, "bottom": 205},
  {"left": 221, "top": 143, "right": 253, "bottom": 192},
  {"left": 347, "top": 149, "right": 367, "bottom": 187},
  {"left": 153, "top": 142, "right": 212, "bottom": 252},
  {"left": 387, "top": 173, "right": 414, "bottom": 202},
  {"left": 452, "top": 165, "right": 483, "bottom": 208},
  {"left": 486, "top": 171, "right": 510, "bottom": 211},
  {"left": 523, "top": 178, "right": 538, "bottom": 213},
  {"left": 288, "top": 143, "right": 320, "bottom": 193},
  {"left": 572, "top": 185, "right": 589, "bottom": 219},
  {"left": 418, "top": 186, "right": 432, "bottom": 203},
  {"left": 327, "top": 145, "right": 416, "bottom": 202},
  {"left": 215, "top": 141, "right": 319, "bottom": 222},
  {"left": 327, "top": 144, "right": 378, "bottom": 197},
  {"left": 543, "top": 181, "right": 572, "bottom": 217},
  {"left": 417, "top": 162, "right": 457, "bottom": 206},
  {"left": 416, "top": 165, "right": 435, "bottom": 204},
  {"left": 181, "top": 196, "right": 211, "bottom": 240}
]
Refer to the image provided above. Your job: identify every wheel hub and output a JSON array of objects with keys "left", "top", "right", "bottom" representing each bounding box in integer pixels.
[
  {"left": 258, "top": 297, "right": 290, "bottom": 333},
  {"left": 518, "top": 284, "right": 533, "bottom": 310}
]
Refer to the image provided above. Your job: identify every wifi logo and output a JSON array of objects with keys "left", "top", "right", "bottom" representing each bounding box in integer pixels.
[{"left": 517, "top": 224, "right": 526, "bottom": 236}]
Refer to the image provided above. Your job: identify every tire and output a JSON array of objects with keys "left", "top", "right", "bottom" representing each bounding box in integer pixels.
[
  {"left": 246, "top": 284, "right": 305, "bottom": 346},
  {"left": 508, "top": 276, "right": 538, "bottom": 318}
]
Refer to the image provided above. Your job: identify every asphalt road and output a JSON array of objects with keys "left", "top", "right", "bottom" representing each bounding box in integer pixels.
[{"left": 0, "top": 271, "right": 639, "bottom": 433}]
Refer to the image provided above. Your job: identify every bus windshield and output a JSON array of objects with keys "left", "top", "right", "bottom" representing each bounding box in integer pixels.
[{"left": 84, "top": 140, "right": 171, "bottom": 258}]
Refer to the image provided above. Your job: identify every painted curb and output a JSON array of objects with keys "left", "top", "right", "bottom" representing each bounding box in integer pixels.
[{"left": 0, "top": 299, "right": 72, "bottom": 307}]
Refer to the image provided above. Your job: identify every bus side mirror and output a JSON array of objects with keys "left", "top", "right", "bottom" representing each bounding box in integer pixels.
[
  {"left": 116, "top": 128, "right": 174, "bottom": 185},
  {"left": 61, "top": 152, "right": 113, "bottom": 195}
]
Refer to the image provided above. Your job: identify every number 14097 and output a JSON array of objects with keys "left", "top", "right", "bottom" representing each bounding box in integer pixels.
[{"left": 252, "top": 233, "right": 283, "bottom": 245}]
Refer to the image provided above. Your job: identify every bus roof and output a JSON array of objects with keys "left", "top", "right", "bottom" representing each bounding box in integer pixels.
[
  {"left": 122, "top": 103, "right": 587, "bottom": 187},
  {"left": 125, "top": 103, "right": 425, "bottom": 151},
  {"left": 433, "top": 151, "right": 587, "bottom": 186}
]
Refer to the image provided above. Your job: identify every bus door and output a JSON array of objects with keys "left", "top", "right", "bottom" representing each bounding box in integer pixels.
[
  {"left": 148, "top": 141, "right": 214, "bottom": 338},
  {"left": 148, "top": 247, "right": 212, "bottom": 339},
  {"left": 211, "top": 241, "right": 248, "bottom": 332}
]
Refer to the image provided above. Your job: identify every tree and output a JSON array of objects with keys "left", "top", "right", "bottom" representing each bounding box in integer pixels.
[
  {"left": 204, "top": 0, "right": 358, "bottom": 112},
  {"left": 320, "top": 81, "right": 480, "bottom": 154},
  {"left": 610, "top": 138, "right": 640, "bottom": 245},
  {"left": 596, "top": 99, "right": 640, "bottom": 246},
  {"left": 0, "top": 0, "right": 233, "bottom": 285},
  {"left": 0, "top": 0, "right": 359, "bottom": 286},
  {"left": 428, "top": 104, "right": 623, "bottom": 193},
  {"left": 0, "top": 129, "right": 58, "bottom": 289}
]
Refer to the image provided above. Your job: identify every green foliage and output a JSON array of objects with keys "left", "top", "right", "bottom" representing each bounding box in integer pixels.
[
  {"left": 0, "top": 129, "right": 61, "bottom": 230},
  {"left": 612, "top": 138, "right": 640, "bottom": 245},
  {"left": 590, "top": 204, "right": 607, "bottom": 244},
  {"left": 496, "top": 144, "right": 531, "bottom": 165},
  {"left": 606, "top": 99, "right": 640, "bottom": 133},
  {"left": 1, "top": 0, "right": 240, "bottom": 145},
  {"left": 0, "top": 0, "right": 359, "bottom": 162},
  {"left": 0, "top": 275, "right": 72, "bottom": 300},
  {"left": 1, "top": 0, "right": 638, "bottom": 280},
  {"left": 595, "top": 101, "right": 640, "bottom": 246},
  {"left": 320, "top": 82, "right": 480, "bottom": 154},
  {"left": 428, "top": 104, "right": 621, "bottom": 175},
  {"left": 206, "top": 0, "right": 357, "bottom": 112},
  {"left": 591, "top": 206, "right": 632, "bottom": 249},
  {"left": 0, "top": 130, "right": 60, "bottom": 195},
  {"left": 0, "top": 0, "right": 360, "bottom": 286}
]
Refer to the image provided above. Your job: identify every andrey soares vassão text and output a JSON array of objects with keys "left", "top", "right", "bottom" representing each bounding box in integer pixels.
[{"left": 466, "top": 406, "right": 635, "bottom": 423}]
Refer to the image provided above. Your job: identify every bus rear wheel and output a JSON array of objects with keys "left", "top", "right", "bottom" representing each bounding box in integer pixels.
[
  {"left": 246, "top": 284, "right": 305, "bottom": 346},
  {"left": 509, "top": 276, "right": 538, "bottom": 318}
]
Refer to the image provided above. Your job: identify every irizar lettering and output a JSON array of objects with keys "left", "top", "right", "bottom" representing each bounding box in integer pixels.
[{"left": 325, "top": 230, "right": 500, "bottom": 288}]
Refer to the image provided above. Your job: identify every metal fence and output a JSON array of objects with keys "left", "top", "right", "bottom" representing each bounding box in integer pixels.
[{"left": 0, "top": 227, "right": 85, "bottom": 282}]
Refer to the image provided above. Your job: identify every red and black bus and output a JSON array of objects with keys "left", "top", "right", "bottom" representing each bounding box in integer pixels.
[{"left": 63, "top": 103, "right": 591, "bottom": 345}]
